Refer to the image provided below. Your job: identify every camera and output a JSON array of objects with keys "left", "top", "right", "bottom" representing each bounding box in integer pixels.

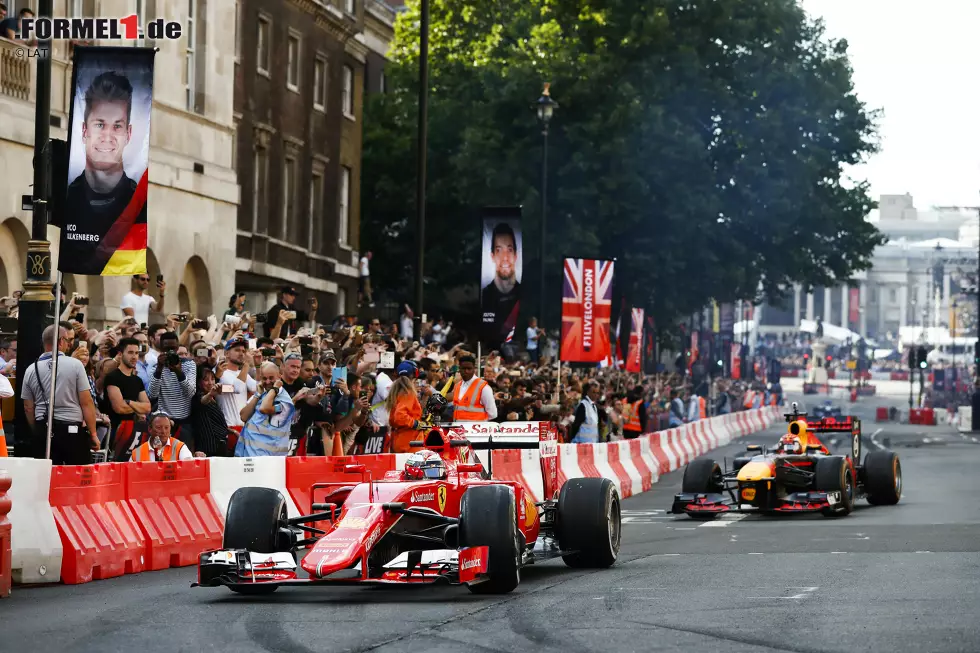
[
  {"left": 261, "top": 347, "right": 277, "bottom": 357},
  {"left": 165, "top": 351, "right": 181, "bottom": 367}
]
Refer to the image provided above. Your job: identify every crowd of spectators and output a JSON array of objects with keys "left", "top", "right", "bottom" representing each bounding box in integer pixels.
[{"left": 0, "top": 277, "right": 771, "bottom": 464}]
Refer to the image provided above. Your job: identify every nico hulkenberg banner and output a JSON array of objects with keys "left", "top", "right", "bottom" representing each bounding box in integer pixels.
[{"left": 60, "top": 46, "right": 155, "bottom": 276}]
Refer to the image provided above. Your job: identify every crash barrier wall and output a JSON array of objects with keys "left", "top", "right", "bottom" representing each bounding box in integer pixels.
[
  {"left": 0, "top": 470, "right": 11, "bottom": 598},
  {"left": 957, "top": 406, "right": 972, "bottom": 432},
  {"left": 3, "top": 407, "right": 777, "bottom": 587},
  {"left": 2, "top": 458, "right": 63, "bottom": 584}
]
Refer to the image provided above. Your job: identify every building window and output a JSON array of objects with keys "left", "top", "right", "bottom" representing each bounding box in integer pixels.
[
  {"left": 184, "top": 0, "right": 196, "bottom": 111},
  {"left": 135, "top": 0, "right": 153, "bottom": 46},
  {"left": 342, "top": 65, "right": 354, "bottom": 118},
  {"left": 234, "top": 0, "right": 241, "bottom": 61},
  {"left": 339, "top": 166, "right": 351, "bottom": 245},
  {"left": 313, "top": 55, "right": 327, "bottom": 111},
  {"left": 889, "top": 288, "right": 897, "bottom": 303},
  {"left": 337, "top": 287, "right": 347, "bottom": 315},
  {"left": 310, "top": 172, "right": 324, "bottom": 252},
  {"left": 282, "top": 155, "right": 297, "bottom": 241},
  {"left": 252, "top": 145, "right": 268, "bottom": 232},
  {"left": 257, "top": 15, "right": 271, "bottom": 76},
  {"left": 344, "top": 0, "right": 355, "bottom": 14},
  {"left": 286, "top": 32, "right": 301, "bottom": 91}
]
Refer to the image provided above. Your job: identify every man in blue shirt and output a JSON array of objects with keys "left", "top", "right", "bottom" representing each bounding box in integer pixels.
[{"left": 236, "top": 361, "right": 295, "bottom": 457}]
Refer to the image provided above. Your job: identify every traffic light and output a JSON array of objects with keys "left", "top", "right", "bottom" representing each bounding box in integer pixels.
[
  {"left": 826, "top": 355, "right": 832, "bottom": 363},
  {"left": 917, "top": 346, "right": 927, "bottom": 370}
]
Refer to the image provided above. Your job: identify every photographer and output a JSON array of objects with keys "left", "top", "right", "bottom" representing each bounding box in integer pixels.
[{"left": 148, "top": 331, "right": 197, "bottom": 447}]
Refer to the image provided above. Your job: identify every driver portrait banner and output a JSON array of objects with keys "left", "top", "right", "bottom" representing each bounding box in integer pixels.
[
  {"left": 560, "top": 258, "right": 614, "bottom": 363},
  {"left": 479, "top": 208, "right": 523, "bottom": 347},
  {"left": 60, "top": 46, "right": 156, "bottom": 276}
]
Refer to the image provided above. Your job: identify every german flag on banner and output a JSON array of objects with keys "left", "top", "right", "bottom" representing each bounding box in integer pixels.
[{"left": 58, "top": 45, "right": 155, "bottom": 276}]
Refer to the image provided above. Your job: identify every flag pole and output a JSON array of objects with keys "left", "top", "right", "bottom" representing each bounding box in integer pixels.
[{"left": 44, "top": 271, "right": 63, "bottom": 460}]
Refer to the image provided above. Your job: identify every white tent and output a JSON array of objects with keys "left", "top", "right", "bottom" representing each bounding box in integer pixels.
[{"left": 799, "top": 319, "right": 864, "bottom": 344}]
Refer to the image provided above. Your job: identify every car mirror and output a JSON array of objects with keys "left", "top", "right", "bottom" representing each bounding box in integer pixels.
[
  {"left": 745, "top": 444, "right": 762, "bottom": 452},
  {"left": 806, "top": 445, "right": 823, "bottom": 453}
]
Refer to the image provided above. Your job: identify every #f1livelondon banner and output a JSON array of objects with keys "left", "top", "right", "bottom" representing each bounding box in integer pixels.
[
  {"left": 60, "top": 46, "right": 155, "bottom": 276},
  {"left": 560, "top": 258, "right": 614, "bottom": 363},
  {"left": 480, "top": 208, "right": 523, "bottom": 347},
  {"left": 625, "top": 307, "right": 644, "bottom": 373}
]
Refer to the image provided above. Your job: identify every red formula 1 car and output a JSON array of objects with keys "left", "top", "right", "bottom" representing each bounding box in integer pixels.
[{"left": 194, "top": 422, "right": 621, "bottom": 595}]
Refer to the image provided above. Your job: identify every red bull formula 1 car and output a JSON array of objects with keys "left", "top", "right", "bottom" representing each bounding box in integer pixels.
[
  {"left": 670, "top": 404, "right": 902, "bottom": 518},
  {"left": 194, "top": 417, "right": 621, "bottom": 595}
]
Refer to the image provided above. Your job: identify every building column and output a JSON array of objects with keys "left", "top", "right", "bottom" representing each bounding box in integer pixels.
[
  {"left": 841, "top": 285, "right": 849, "bottom": 329},
  {"left": 823, "top": 287, "right": 832, "bottom": 324},
  {"left": 919, "top": 276, "right": 930, "bottom": 327},
  {"left": 793, "top": 284, "right": 801, "bottom": 327},
  {"left": 899, "top": 284, "right": 908, "bottom": 329},
  {"left": 943, "top": 272, "right": 951, "bottom": 324},
  {"left": 859, "top": 283, "right": 868, "bottom": 338},
  {"left": 806, "top": 292, "right": 814, "bottom": 321}
]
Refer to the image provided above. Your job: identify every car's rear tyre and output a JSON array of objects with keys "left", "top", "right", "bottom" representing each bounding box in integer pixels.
[
  {"left": 864, "top": 450, "right": 902, "bottom": 505},
  {"left": 224, "top": 487, "right": 288, "bottom": 595},
  {"left": 556, "top": 478, "right": 621, "bottom": 568},
  {"left": 459, "top": 485, "right": 520, "bottom": 594},
  {"left": 814, "top": 456, "right": 854, "bottom": 517}
]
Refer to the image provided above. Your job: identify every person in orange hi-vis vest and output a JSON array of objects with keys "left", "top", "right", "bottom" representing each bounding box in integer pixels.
[
  {"left": 387, "top": 361, "right": 425, "bottom": 453},
  {"left": 130, "top": 412, "right": 196, "bottom": 461},
  {"left": 742, "top": 389, "right": 755, "bottom": 410},
  {"left": 0, "top": 373, "right": 12, "bottom": 456},
  {"left": 698, "top": 394, "right": 707, "bottom": 419},
  {"left": 622, "top": 389, "right": 646, "bottom": 439},
  {"left": 451, "top": 355, "right": 497, "bottom": 421}
]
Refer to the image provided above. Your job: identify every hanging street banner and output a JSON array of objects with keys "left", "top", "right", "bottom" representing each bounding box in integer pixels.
[
  {"left": 479, "top": 207, "right": 523, "bottom": 347},
  {"left": 560, "top": 258, "right": 614, "bottom": 363},
  {"left": 848, "top": 287, "right": 860, "bottom": 327},
  {"left": 625, "top": 307, "right": 644, "bottom": 373},
  {"left": 60, "top": 46, "right": 155, "bottom": 276}
]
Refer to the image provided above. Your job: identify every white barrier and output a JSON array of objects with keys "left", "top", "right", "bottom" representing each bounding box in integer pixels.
[
  {"left": 209, "top": 457, "right": 301, "bottom": 519},
  {"left": 958, "top": 406, "right": 972, "bottom": 432},
  {"left": 1, "top": 458, "right": 63, "bottom": 584}
]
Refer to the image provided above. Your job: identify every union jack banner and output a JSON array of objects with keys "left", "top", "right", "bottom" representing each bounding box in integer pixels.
[
  {"left": 560, "top": 258, "right": 614, "bottom": 363},
  {"left": 626, "top": 308, "right": 643, "bottom": 373}
]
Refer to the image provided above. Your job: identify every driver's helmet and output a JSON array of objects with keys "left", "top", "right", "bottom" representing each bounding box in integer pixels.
[
  {"left": 824, "top": 399, "right": 833, "bottom": 406},
  {"left": 404, "top": 449, "right": 447, "bottom": 480},
  {"left": 778, "top": 434, "right": 803, "bottom": 454}
]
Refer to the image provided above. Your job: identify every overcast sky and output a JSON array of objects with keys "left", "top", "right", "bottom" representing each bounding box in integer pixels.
[{"left": 800, "top": 0, "right": 980, "bottom": 209}]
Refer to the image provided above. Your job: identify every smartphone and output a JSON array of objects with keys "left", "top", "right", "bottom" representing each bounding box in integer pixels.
[
  {"left": 300, "top": 345, "right": 314, "bottom": 357},
  {"left": 298, "top": 336, "right": 313, "bottom": 345},
  {"left": 173, "top": 315, "right": 188, "bottom": 323},
  {"left": 261, "top": 347, "right": 276, "bottom": 357},
  {"left": 75, "top": 312, "right": 85, "bottom": 322},
  {"left": 248, "top": 339, "right": 257, "bottom": 350},
  {"left": 353, "top": 326, "right": 364, "bottom": 334},
  {"left": 192, "top": 319, "right": 208, "bottom": 329},
  {"left": 363, "top": 350, "right": 381, "bottom": 364},
  {"left": 157, "top": 274, "right": 164, "bottom": 284},
  {"left": 331, "top": 367, "right": 348, "bottom": 385},
  {"left": 140, "top": 322, "right": 147, "bottom": 330},
  {"left": 284, "top": 311, "right": 297, "bottom": 320},
  {"left": 220, "top": 384, "right": 236, "bottom": 394},
  {"left": 255, "top": 314, "right": 267, "bottom": 324},
  {"left": 195, "top": 348, "right": 208, "bottom": 357}
]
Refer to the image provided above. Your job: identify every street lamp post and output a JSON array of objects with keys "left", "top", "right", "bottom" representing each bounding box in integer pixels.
[
  {"left": 972, "top": 204, "right": 980, "bottom": 430},
  {"left": 534, "top": 84, "right": 557, "bottom": 327},
  {"left": 412, "top": 0, "right": 430, "bottom": 340},
  {"left": 14, "top": 0, "right": 56, "bottom": 457}
]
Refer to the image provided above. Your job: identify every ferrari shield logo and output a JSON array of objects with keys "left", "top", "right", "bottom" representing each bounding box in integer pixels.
[{"left": 437, "top": 485, "right": 447, "bottom": 513}]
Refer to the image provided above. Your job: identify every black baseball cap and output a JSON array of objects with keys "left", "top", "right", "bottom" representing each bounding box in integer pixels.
[{"left": 281, "top": 285, "right": 298, "bottom": 296}]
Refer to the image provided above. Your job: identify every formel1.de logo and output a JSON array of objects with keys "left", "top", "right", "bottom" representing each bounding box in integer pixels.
[{"left": 21, "top": 15, "right": 182, "bottom": 41}]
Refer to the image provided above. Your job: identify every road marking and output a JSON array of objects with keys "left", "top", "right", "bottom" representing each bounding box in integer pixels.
[
  {"left": 915, "top": 550, "right": 932, "bottom": 554},
  {"left": 748, "top": 586, "right": 818, "bottom": 600},
  {"left": 869, "top": 427, "right": 885, "bottom": 450},
  {"left": 700, "top": 513, "right": 748, "bottom": 527},
  {"left": 748, "top": 552, "right": 764, "bottom": 555}
]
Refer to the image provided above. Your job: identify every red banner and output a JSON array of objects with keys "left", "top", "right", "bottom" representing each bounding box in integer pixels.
[
  {"left": 560, "top": 258, "right": 615, "bottom": 363},
  {"left": 848, "top": 287, "right": 860, "bottom": 326},
  {"left": 731, "top": 342, "right": 741, "bottom": 380},
  {"left": 626, "top": 308, "right": 644, "bottom": 373}
]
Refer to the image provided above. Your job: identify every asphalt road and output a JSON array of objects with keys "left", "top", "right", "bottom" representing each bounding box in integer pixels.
[{"left": 3, "top": 396, "right": 979, "bottom": 653}]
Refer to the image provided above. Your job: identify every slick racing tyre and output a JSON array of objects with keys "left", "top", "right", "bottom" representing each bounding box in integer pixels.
[
  {"left": 864, "top": 450, "right": 902, "bottom": 505},
  {"left": 814, "top": 456, "right": 854, "bottom": 517},
  {"left": 223, "top": 487, "right": 289, "bottom": 595},
  {"left": 682, "top": 458, "right": 724, "bottom": 494},
  {"left": 556, "top": 477, "right": 621, "bottom": 569},
  {"left": 459, "top": 485, "right": 521, "bottom": 594}
]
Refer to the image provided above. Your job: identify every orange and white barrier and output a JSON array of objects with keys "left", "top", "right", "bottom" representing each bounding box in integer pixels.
[{"left": 3, "top": 407, "right": 778, "bottom": 587}]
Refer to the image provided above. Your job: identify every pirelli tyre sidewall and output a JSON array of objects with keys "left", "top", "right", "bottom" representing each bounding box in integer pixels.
[
  {"left": 460, "top": 485, "right": 521, "bottom": 594},
  {"left": 682, "top": 458, "right": 724, "bottom": 494},
  {"left": 223, "top": 487, "right": 289, "bottom": 595},
  {"left": 864, "top": 450, "right": 902, "bottom": 505},
  {"left": 814, "top": 456, "right": 854, "bottom": 517}
]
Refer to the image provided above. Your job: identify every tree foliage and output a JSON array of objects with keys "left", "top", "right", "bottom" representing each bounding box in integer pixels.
[{"left": 361, "top": 0, "right": 884, "bottom": 330}]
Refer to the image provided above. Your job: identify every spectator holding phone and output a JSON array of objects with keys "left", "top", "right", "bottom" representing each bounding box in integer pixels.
[
  {"left": 264, "top": 286, "right": 318, "bottom": 338},
  {"left": 148, "top": 331, "right": 197, "bottom": 446},
  {"left": 121, "top": 273, "right": 166, "bottom": 326},
  {"left": 236, "top": 362, "right": 295, "bottom": 457},
  {"left": 192, "top": 366, "right": 231, "bottom": 457},
  {"left": 104, "top": 337, "right": 152, "bottom": 459}
]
